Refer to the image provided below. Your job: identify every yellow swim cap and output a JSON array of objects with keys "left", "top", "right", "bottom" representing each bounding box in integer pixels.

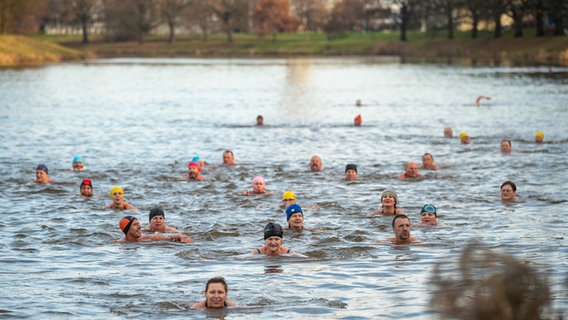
[
  {"left": 460, "top": 131, "right": 469, "bottom": 139},
  {"left": 282, "top": 190, "right": 296, "bottom": 200},
  {"left": 535, "top": 131, "right": 544, "bottom": 139},
  {"left": 110, "top": 186, "right": 124, "bottom": 199}
]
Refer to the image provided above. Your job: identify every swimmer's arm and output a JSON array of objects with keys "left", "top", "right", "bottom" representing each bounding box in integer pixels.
[
  {"left": 191, "top": 301, "right": 205, "bottom": 309},
  {"left": 125, "top": 204, "right": 138, "bottom": 210}
]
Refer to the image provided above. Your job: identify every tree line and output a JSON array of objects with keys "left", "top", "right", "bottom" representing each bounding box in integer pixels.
[{"left": 0, "top": 0, "right": 565, "bottom": 44}]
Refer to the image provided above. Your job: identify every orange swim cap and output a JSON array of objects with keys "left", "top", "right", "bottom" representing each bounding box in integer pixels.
[{"left": 119, "top": 216, "right": 137, "bottom": 235}]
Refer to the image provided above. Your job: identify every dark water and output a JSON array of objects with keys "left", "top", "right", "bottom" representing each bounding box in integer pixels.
[{"left": 0, "top": 57, "right": 567, "bottom": 319}]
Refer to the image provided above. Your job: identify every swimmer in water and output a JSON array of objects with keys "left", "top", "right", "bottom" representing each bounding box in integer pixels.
[
  {"left": 179, "top": 161, "right": 207, "bottom": 181},
  {"left": 535, "top": 131, "right": 544, "bottom": 144},
  {"left": 500, "top": 181, "right": 518, "bottom": 201},
  {"left": 344, "top": 164, "right": 359, "bottom": 181},
  {"left": 460, "top": 132, "right": 470, "bottom": 144},
  {"left": 222, "top": 150, "right": 235, "bottom": 165},
  {"left": 501, "top": 139, "right": 512, "bottom": 153},
  {"left": 256, "top": 115, "right": 264, "bottom": 126},
  {"left": 112, "top": 216, "right": 193, "bottom": 244},
  {"left": 241, "top": 176, "right": 272, "bottom": 195},
  {"left": 384, "top": 214, "right": 420, "bottom": 244},
  {"left": 420, "top": 153, "right": 441, "bottom": 170},
  {"left": 104, "top": 186, "right": 138, "bottom": 211},
  {"left": 354, "top": 114, "right": 362, "bottom": 126},
  {"left": 142, "top": 207, "right": 180, "bottom": 232},
  {"left": 281, "top": 190, "right": 296, "bottom": 208},
  {"left": 252, "top": 222, "right": 295, "bottom": 255},
  {"left": 191, "top": 277, "right": 237, "bottom": 309},
  {"left": 475, "top": 95, "right": 491, "bottom": 106},
  {"left": 414, "top": 204, "right": 446, "bottom": 227},
  {"left": 80, "top": 178, "right": 93, "bottom": 197},
  {"left": 370, "top": 189, "right": 406, "bottom": 216},
  {"left": 34, "top": 164, "right": 54, "bottom": 184},
  {"left": 398, "top": 161, "right": 423, "bottom": 180},
  {"left": 444, "top": 127, "right": 453, "bottom": 138},
  {"left": 309, "top": 155, "right": 323, "bottom": 172},
  {"left": 72, "top": 156, "right": 84, "bottom": 171}
]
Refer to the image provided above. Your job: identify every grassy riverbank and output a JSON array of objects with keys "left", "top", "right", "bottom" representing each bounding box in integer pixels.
[
  {"left": 1, "top": 30, "right": 567, "bottom": 67},
  {"left": 0, "top": 35, "right": 87, "bottom": 67}
]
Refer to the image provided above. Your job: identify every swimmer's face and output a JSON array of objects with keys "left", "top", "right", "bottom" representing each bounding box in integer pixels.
[
  {"left": 309, "top": 157, "right": 322, "bottom": 172},
  {"left": 35, "top": 170, "right": 48, "bottom": 183},
  {"left": 535, "top": 135, "right": 544, "bottom": 144},
  {"left": 188, "top": 166, "right": 200, "bottom": 179},
  {"left": 282, "top": 198, "right": 295, "bottom": 208},
  {"left": 500, "top": 185, "right": 516, "bottom": 201},
  {"left": 80, "top": 184, "right": 92, "bottom": 197},
  {"left": 150, "top": 215, "right": 164, "bottom": 229},
  {"left": 354, "top": 119, "right": 362, "bottom": 126},
  {"left": 128, "top": 219, "right": 141, "bottom": 238},
  {"left": 222, "top": 152, "right": 234, "bottom": 165},
  {"left": 111, "top": 191, "right": 124, "bottom": 203},
  {"left": 461, "top": 136, "right": 470, "bottom": 144},
  {"left": 288, "top": 212, "right": 304, "bottom": 229},
  {"left": 405, "top": 162, "right": 419, "bottom": 177},
  {"left": 393, "top": 218, "right": 411, "bottom": 241},
  {"left": 501, "top": 141, "right": 512, "bottom": 153},
  {"left": 420, "top": 212, "right": 437, "bottom": 225},
  {"left": 381, "top": 193, "right": 396, "bottom": 206},
  {"left": 265, "top": 236, "right": 283, "bottom": 252},
  {"left": 422, "top": 155, "right": 434, "bottom": 168},
  {"left": 204, "top": 282, "right": 228, "bottom": 309},
  {"left": 345, "top": 169, "right": 357, "bottom": 180},
  {"left": 444, "top": 128, "right": 453, "bottom": 137},
  {"left": 73, "top": 161, "right": 84, "bottom": 171},
  {"left": 252, "top": 180, "right": 265, "bottom": 193}
]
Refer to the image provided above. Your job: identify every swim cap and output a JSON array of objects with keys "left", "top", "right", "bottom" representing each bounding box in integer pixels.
[
  {"left": 252, "top": 176, "right": 265, "bottom": 186},
  {"left": 381, "top": 188, "right": 398, "bottom": 204},
  {"left": 420, "top": 204, "right": 437, "bottom": 217},
  {"left": 264, "top": 222, "right": 283, "bottom": 240},
  {"left": 119, "top": 216, "right": 137, "bottom": 235},
  {"left": 460, "top": 131, "right": 469, "bottom": 139},
  {"left": 72, "top": 156, "right": 84, "bottom": 164},
  {"left": 188, "top": 161, "right": 201, "bottom": 172},
  {"left": 286, "top": 204, "right": 303, "bottom": 222},
  {"left": 149, "top": 207, "right": 165, "bottom": 222},
  {"left": 282, "top": 190, "right": 296, "bottom": 201},
  {"left": 354, "top": 114, "right": 362, "bottom": 122},
  {"left": 535, "top": 131, "right": 544, "bottom": 139},
  {"left": 109, "top": 186, "right": 124, "bottom": 199},
  {"left": 191, "top": 155, "right": 201, "bottom": 162},
  {"left": 36, "top": 164, "right": 48, "bottom": 174},
  {"left": 345, "top": 164, "right": 357, "bottom": 173},
  {"left": 80, "top": 179, "right": 92, "bottom": 189}
]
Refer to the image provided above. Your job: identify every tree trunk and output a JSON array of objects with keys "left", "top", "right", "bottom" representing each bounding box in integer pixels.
[
  {"left": 512, "top": 9, "right": 523, "bottom": 38},
  {"left": 447, "top": 2, "right": 454, "bottom": 40},
  {"left": 471, "top": 16, "right": 479, "bottom": 39},
  {"left": 81, "top": 16, "right": 89, "bottom": 43},
  {"left": 554, "top": 14, "right": 564, "bottom": 36},
  {"left": 168, "top": 21, "right": 175, "bottom": 44},
  {"left": 400, "top": 3, "right": 408, "bottom": 42},
  {"left": 535, "top": 0, "right": 544, "bottom": 37},
  {"left": 493, "top": 13, "right": 502, "bottom": 38}
]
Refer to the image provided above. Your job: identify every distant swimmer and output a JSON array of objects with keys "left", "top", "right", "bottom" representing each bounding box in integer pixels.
[
  {"left": 142, "top": 207, "right": 181, "bottom": 232},
  {"left": 222, "top": 150, "right": 235, "bottom": 165},
  {"left": 179, "top": 161, "right": 207, "bottom": 181},
  {"left": 309, "top": 155, "right": 323, "bottom": 172},
  {"left": 281, "top": 190, "right": 296, "bottom": 208},
  {"left": 354, "top": 114, "right": 362, "bottom": 126},
  {"left": 500, "top": 181, "right": 518, "bottom": 201},
  {"left": 370, "top": 188, "right": 405, "bottom": 216},
  {"left": 501, "top": 139, "right": 512, "bottom": 153},
  {"left": 398, "top": 161, "right": 423, "bottom": 180},
  {"left": 112, "top": 216, "right": 192, "bottom": 244},
  {"left": 420, "top": 153, "right": 440, "bottom": 170},
  {"left": 242, "top": 176, "right": 272, "bottom": 195},
  {"left": 191, "top": 155, "right": 205, "bottom": 170},
  {"left": 460, "top": 132, "right": 470, "bottom": 144},
  {"left": 535, "top": 131, "right": 544, "bottom": 144},
  {"left": 191, "top": 277, "right": 237, "bottom": 309},
  {"left": 414, "top": 204, "right": 446, "bottom": 227},
  {"left": 285, "top": 204, "right": 307, "bottom": 230},
  {"left": 252, "top": 222, "right": 295, "bottom": 255},
  {"left": 475, "top": 95, "right": 491, "bottom": 106},
  {"left": 356, "top": 99, "right": 362, "bottom": 107},
  {"left": 72, "top": 156, "right": 84, "bottom": 171},
  {"left": 382, "top": 214, "right": 420, "bottom": 245},
  {"left": 444, "top": 127, "right": 453, "bottom": 138},
  {"left": 104, "top": 186, "right": 138, "bottom": 211},
  {"left": 80, "top": 179, "right": 93, "bottom": 197},
  {"left": 256, "top": 115, "right": 264, "bottom": 126},
  {"left": 34, "top": 164, "right": 54, "bottom": 184},
  {"left": 344, "top": 164, "right": 359, "bottom": 181}
]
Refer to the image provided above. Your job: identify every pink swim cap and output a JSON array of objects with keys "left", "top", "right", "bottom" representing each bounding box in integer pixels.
[
  {"left": 188, "top": 161, "right": 201, "bottom": 172},
  {"left": 252, "top": 176, "right": 265, "bottom": 186}
]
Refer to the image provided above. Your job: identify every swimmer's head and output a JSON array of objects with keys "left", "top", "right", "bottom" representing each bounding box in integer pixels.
[
  {"left": 286, "top": 204, "right": 303, "bottom": 222},
  {"left": 188, "top": 161, "right": 201, "bottom": 172},
  {"left": 264, "top": 222, "right": 283, "bottom": 240},
  {"left": 420, "top": 204, "right": 437, "bottom": 217},
  {"left": 149, "top": 207, "right": 165, "bottom": 222},
  {"left": 119, "top": 216, "right": 137, "bottom": 235},
  {"left": 354, "top": 114, "right": 362, "bottom": 126},
  {"left": 282, "top": 190, "right": 296, "bottom": 201},
  {"left": 252, "top": 176, "right": 265, "bottom": 186},
  {"left": 345, "top": 164, "right": 357, "bottom": 173},
  {"left": 191, "top": 155, "right": 201, "bottom": 163},
  {"left": 72, "top": 156, "right": 84, "bottom": 164},
  {"left": 36, "top": 164, "right": 48, "bottom": 174},
  {"left": 109, "top": 186, "right": 124, "bottom": 199},
  {"left": 80, "top": 179, "right": 92, "bottom": 189},
  {"left": 535, "top": 131, "right": 544, "bottom": 143},
  {"left": 381, "top": 188, "right": 398, "bottom": 204},
  {"left": 460, "top": 131, "right": 469, "bottom": 139}
]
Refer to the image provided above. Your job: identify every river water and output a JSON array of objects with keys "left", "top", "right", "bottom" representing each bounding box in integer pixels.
[{"left": 0, "top": 57, "right": 567, "bottom": 319}]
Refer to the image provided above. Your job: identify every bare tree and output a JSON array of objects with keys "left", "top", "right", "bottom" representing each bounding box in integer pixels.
[
  {"left": 253, "top": 0, "right": 299, "bottom": 41},
  {"left": 61, "top": 0, "right": 100, "bottom": 43},
  {"left": 487, "top": 0, "right": 506, "bottom": 38},
  {"left": 104, "top": 0, "right": 160, "bottom": 43},
  {"left": 464, "top": 0, "right": 487, "bottom": 38},
  {"left": 159, "top": 0, "right": 191, "bottom": 44},
  {"left": 208, "top": 0, "right": 248, "bottom": 42},
  {"left": 0, "top": 0, "right": 47, "bottom": 34},
  {"left": 293, "top": 0, "right": 328, "bottom": 32}
]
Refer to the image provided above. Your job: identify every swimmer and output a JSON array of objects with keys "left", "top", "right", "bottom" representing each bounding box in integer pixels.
[
  {"left": 344, "top": 164, "right": 359, "bottom": 181},
  {"left": 112, "top": 216, "right": 192, "bottom": 244},
  {"left": 398, "top": 161, "right": 423, "bottom": 180},
  {"left": 179, "top": 161, "right": 207, "bottom": 181},
  {"left": 222, "top": 150, "right": 235, "bottom": 165},
  {"left": 142, "top": 207, "right": 180, "bottom": 232},
  {"left": 460, "top": 132, "right": 470, "bottom": 144},
  {"left": 285, "top": 204, "right": 305, "bottom": 229},
  {"left": 281, "top": 190, "right": 296, "bottom": 208},
  {"left": 34, "top": 164, "right": 54, "bottom": 184},
  {"left": 501, "top": 139, "right": 512, "bottom": 153},
  {"left": 309, "top": 155, "right": 323, "bottom": 172},
  {"left": 252, "top": 222, "right": 295, "bottom": 255},
  {"left": 444, "top": 127, "right": 453, "bottom": 138},
  {"left": 384, "top": 214, "right": 420, "bottom": 244},
  {"left": 191, "top": 155, "right": 206, "bottom": 170},
  {"left": 420, "top": 153, "right": 440, "bottom": 170},
  {"left": 80, "top": 178, "right": 93, "bottom": 197},
  {"left": 370, "top": 189, "right": 405, "bottom": 216},
  {"left": 256, "top": 115, "right": 264, "bottom": 126},
  {"left": 356, "top": 99, "right": 362, "bottom": 107},
  {"left": 475, "top": 95, "right": 491, "bottom": 106},
  {"left": 354, "top": 114, "right": 362, "bottom": 126},
  {"left": 241, "top": 176, "right": 272, "bottom": 195},
  {"left": 191, "top": 277, "right": 237, "bottom": 309},
  {"left": 500, "top": 181, "right": 518, "bottom": 201},
  {"left": 104, "top": 186, "right": 138, "bottom": 211},
  {"left": 414, "top": 204, "right": 445, "bottom": 227},
  {"left": 535, "top": 131, "right": 544, "bottom": 144},
  {"left": 72, "top": 156, "right": 84, "bottom": 171}
]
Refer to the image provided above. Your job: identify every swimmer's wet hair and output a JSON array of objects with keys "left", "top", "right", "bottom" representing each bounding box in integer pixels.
[
  {"left": 391, "top": 214, "right": 410, "bottom": 228},
  {"left": 500, "top": 181, "right": 517, "bottom": 192},
  {"left": 205, "top": 276, "right": 228, "bottom": 292}
]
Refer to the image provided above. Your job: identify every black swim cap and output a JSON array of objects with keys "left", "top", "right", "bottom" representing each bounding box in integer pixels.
[
  {"left": 345, "top": 164, "right": 357, "bottom": 173},
  {"left": 149, "top": 207, "right": 165, "bottom": 222},
  {"left": 264, "top": 222, "right": 283, "bottom": 240}
]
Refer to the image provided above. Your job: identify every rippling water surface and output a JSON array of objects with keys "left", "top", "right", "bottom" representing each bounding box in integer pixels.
[{"left": 0, "top": 57, "right": 567, "bottom": 319}]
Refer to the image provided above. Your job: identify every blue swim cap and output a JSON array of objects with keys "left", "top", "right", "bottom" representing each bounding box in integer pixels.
[
  {"left": 421, "top": 204, "right": 437, "bottom": 217},
  {"left": 72, "top": 156, "right": 84, "bottom": 164},
  {"left": 286, "top": 204, "right": 303, "bottom": 221},
  {"left": 192, "top": 155, "right": 201, "bottom": 162}
]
